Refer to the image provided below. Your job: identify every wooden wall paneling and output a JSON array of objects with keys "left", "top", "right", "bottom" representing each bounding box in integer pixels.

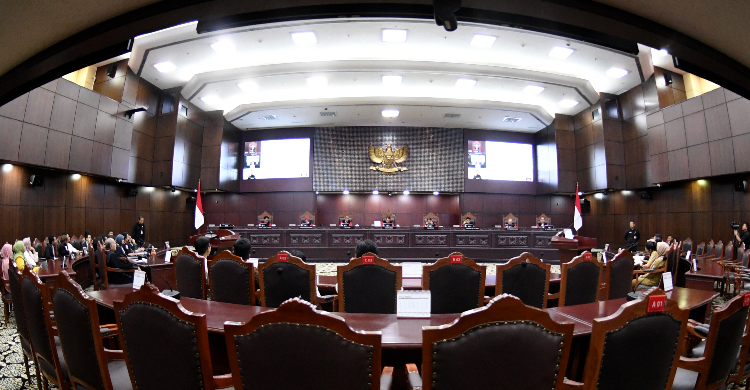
[
  {"left": 688, "top": 143, "right": 712, "bottom": 178},
  {"left": 44, "top": 207, "right": 66, "bottom": 238},
  {"left": 664, "top": 118, "right": 687, "bottom": 151},
  {"left": 68, "top": 136, "right": 94, "bottom": 174},
  {"left": 705, "top": 104, "right": 732, "bottom": 142},
  {"left": 102, "top": 209, "right": 121, "bottom": 234},
  {"left": 18, "top": 123, "right": 48, "bottom": 166},
  {"left": 44, "top": 130, "right": 72, "bottom": 169},
  {"left": 651, "top": 153, "right": 669, "bottom": 184},
  {"left": 90, "top": 142, "right": 113, "bottom": 177},
  {"left": 727, "top": 98, "right": 750, "bottom": 137},
  {"left": 733, "top": 133, "right": 750, "bottom": 172},
  {"left": 136, "top": 79, "right": 160, "bottom": 116},
  {"left": 122, "top": 70, "right": 139, "bottom": 105},
  {"left": 647, "top": 124, "right": 667, "bottom": 155},
  {"left": 0, "top": 116, "right": 23, "bottom": 161},
  {"left": 667, "top": 148, "right": 689, "bottom": 181},
  {"left": 72, "top": 102, "right": 97, "bottom": 140},
  {"left": 630, "top": 85, "right": 646, "bottom": 117},
  {"left": 709, "top": 138, "right": 736, "bottom": 175},
  {"left": 111, "top": 147, "right": 130, "bottom": 179},
  {"left": 77, "top": 87, "right": 101, "bottom": 110},
  {"left": 49, "top": 94, "right": 76, "bottom": 134},
  {"left": 0, "top": 92, "right": 29, "bottom": 121},
  {"left": 94, "top": 110, "right": 116, "bottom": 145},
  {"left": 132, "top": 111, "right": 157, "bottom": 138},
  {"left": 65, "top": 207, "right": 86, "bottom": 236},
  {"left": 684, "top": 111, "right": 709, "bottom": 147},
  {"left": 113, "top": 117, "right": 133, "bottom": 150},
  {"left": 662, "top": 103, "right": 683, "bottom": 123},
  {"left": 102, "top": 184, "right": 121, "bottom": 209},
  {"left": 702, "top": 88, "right": 727, "bottom": 109},
  {"left": 151, "top": 161, "right": 172, "bottom": 186},
  {"left": 104, "top": 76, "right": 125, "bottom": 102},
  {"left": 98, "top": 96, "right": 119, "bottom": 116},
  {"left": 595, "top": 165, "right": 608, "bottom": 190},
  {"left": 642, "top": 77, "right": 660, "bottom": 113},
  {"left": 23, "top": 88, "right": 54, "bottom": 128}
]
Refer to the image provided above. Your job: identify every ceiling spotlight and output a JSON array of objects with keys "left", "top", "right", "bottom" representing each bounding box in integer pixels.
[
  {"left": 238, "top": 81, "right": 259, "bottom": 92},
  {"left": 403, "top": 190, "right": 410, "bottom": 195},
  {"left": 523, "top": 85, "right": 545, "bottom": 95},
  {"left": 1, "top": 163, "right": 12, "bottom": 172},
  {"left": 381, "top": 75, "right": 403, "bottom": 86},
  {"left": 455, "top": 78, "right": 477, "bottom": 88},
  {"left": 372, "top": 190, "right": 380, "bottom": 195},
  {"left": 388, "top": 192, "right": 393, "bottom": 196},
  {"left": 559, "top": 99, "right": 579, "bottom": 108},
  {"left": 470, "top": 34, "right": 497, "bottom": 48},
  {"left": 153, "top": 61, "right": 177, "bottom": 73},
  {"left": 315, "top": 191, "right": 319, "bottom": 194},
  {"left": 578, "top": 191, "right": 583, "bottom": 196},
  {"left": 381, "top": 109, "right": 400, "bottom": 118},
  {"left": 200, "top": 95, "right": 222, "bottom": 106},
  {"left": 549, "top": 46, "right": 574, "bottom": 59},
  {"left": 382, "top": 29, "right": 407, "bottom": 42},
  {"left": 594, "top": 193, "right": 604, "bottom": 199},
  {"left": 658, "top": 49, "right": 669, "bottom": 56},
  {"left": 343, "top": 190, "right": 350, "bottom": 195},
  {"left": 291, "top": 31, "right": 317, "bottom": 45},
  {"left": 605, "top": 67, "right": 629, "bottom": 78},
  {"left": 433, "top": 191, "right": 440, "bottom": 196},
  {"left": 210, "top": 39, "right": 235, "bottom": 55},
  {"left": 306, "top": 76, "right": 328, "bottom": 87},
  {"left": 71, "top": 174, "right": 81, "bottom": 180}
]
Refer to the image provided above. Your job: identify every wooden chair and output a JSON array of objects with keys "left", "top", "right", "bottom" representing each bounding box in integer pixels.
[
  {"left": 559, "top": 252, "right": 602, "bottom": 306},
  {"left": 21, "top": 267, "right": 70, "bottom": 390},
  {"left": 696, "top": 242, "right": 706, "bottom": 258},
  {"left": 52, "top": 271, "right": 129, "bottom": 390},
  {"left": 423, "top": 212, "right": 440, "bottom": 227},
  {"left": 727, "top": 299, "right": 750, "bottom": 387},
  {"left": 495, "top": 252, "right": 551, "bottom": 309},
  {"left": 421, "top": 252, "right": 485, "bottom": 314},
  {"left": 672, "top": 293, "right": 750, "bottom": 390},
  {"left": 337, "top": 253, "right": 402, "bottom": 313},
  {"left": 299, "top": 211, "right": 315, "bottom": 225},
  {"left": 536, "top": 213, "right": 552, "bottom": 227},
  {"left": 561, "top": 288, "right": 689, "bottom": 390},
  {"left": 381, "top": 210, "right": 396, "bottom": 225},
  {"left": 406, "top": 294, "right": 575, "bottom": 390},
  {"left": 605, "top": 250, "right": 635, "bottom": 300},
  {"left": 2, "top": 270, "right": 11, "bottom": 326},
  {"left": 257, "top": 211, "right": 273, "bottom": 226},
  {"left": 104, "top": 255, "right": 138, "bottom": 290},
  {"left": 174, "top": 246, "right": 207, "bottom": 299},
  {"left": 460, "top": 211, "right": 477, "bottom": 226},
  {"left": 224, "top": 298, "right": 393, "bottom": 390},
  {"left": 114, "top": 284, "right": 232, "bottom": 390},
  {"left": 259, "top": 251, "right": 317, "bottom": 308},
  {"left": 208, "top": 250, "right": 255, "bottom": 305},
  {"left": 704, "top": 240, "right": 715, "bottom": 259},
  {"left": 502, "top": 213, "right": 518, "bottom": 227},
  {"left": 7, "top": 261, "right": 42, "bottom": 389},
  {"left": 711, "top": 240, "right": 724, "bottom": 261},
  {"left": 682, "top": 237, "right": 693, "bottom": 255}
]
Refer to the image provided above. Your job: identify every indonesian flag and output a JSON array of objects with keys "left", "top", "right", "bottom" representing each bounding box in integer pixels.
[
  {"left": 195, "top": 180, "right": 204, "bottom": 229},
  {"left": 574, "top": 184, "right": 583, "bottom": 231}
]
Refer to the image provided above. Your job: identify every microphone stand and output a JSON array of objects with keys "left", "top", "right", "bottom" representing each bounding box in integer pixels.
[{"left": 146, "top": 248, "right": 180, "bottom": 299}]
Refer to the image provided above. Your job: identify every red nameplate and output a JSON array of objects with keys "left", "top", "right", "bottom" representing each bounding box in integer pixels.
[
  {"left": 278, "top": 253, "right": 288, "bottom": 262},
  {"left": 583, "top": 252, "right": 592, "bottom": 261},
  {"left": 647, "top": 295, "right": 666, "bottom": 313},
  {"left": 362, "top": 255, "right": 375, "bottom": 264},
  {"left": 744, "top": 293, "right": 750, "bottom": 306},
  {"left": 450, "top": 254, "right": 463, "bottom": 264}
]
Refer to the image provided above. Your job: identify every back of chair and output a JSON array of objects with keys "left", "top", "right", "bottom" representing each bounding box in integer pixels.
[
  {"left": 259, "top": 251, "right": 316, "bottom": 308},
  {"left": 423, "top": 253, "right": 485, "bottom": 314},
  {"left": 714, "top": 241, "right": 724, "bottom": 259},
  {"left": 701, "top": 294, "right": 750, "bottom": 387},
  {"left": 421, "top": 294, "right": 574, "bottom": 390},
  {"left": 34, "top": 242, "right": 43, "bottom": 257},
  {"left": 7, "top": 262, "right": 30, "bottom": 343},
  {"left": 559, "top": 253, "right": 602, "bottom": 307},
  {"left": 706, "top": 241, "right": 715, "bottom": 257},
  {"left": 724, "top": 242, "right": 734, "bottom": 262},
  {"left": 174, "top": 247, "right": 206, "bottom": 300},
  {"left": 225, "top": 299, "right": 382, "bottom": 390},
  {"left": 209, "top": 251, "right": 255, "bottom": 305},
  {"left": 338, "top": 254, "right": 402, "bottom": 313},
  {"left": 495, "top": 252, "right": 550, "bottom": 309},
  {"left": 743, "top": 249, "right": 750, "bottom": 268},
  {"left": 115, "top": 284, "right": 215, "bottom": 390},
  {"left": 682, "top": 238, "right": 693, "bottom": 254},
  {"left": 696, "top": 242, "right": 705, "bottom": 257},
  {"left": 607, "top": 251, "right": 635, "bottom": 300}
]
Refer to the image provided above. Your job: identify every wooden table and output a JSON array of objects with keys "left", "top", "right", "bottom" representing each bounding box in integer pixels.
[
  {"left": 684, "top": 258, "right": 725, "bottom": 291},
  {"left": 36, "top": 257, "right": 79, "bottom": 296}
]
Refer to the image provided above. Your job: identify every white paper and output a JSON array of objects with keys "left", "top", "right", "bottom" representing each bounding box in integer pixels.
[
  {"left": 402, "top": 263, "right": 423, "bottom": 278},
  {"left": 563, "top": 229, "right": 574, "bottom": 239},
  {"left": 164, "top": 251, "right": 172, "bottom": 263},
  {"left": 686, "top": 250, "right": 692, "bottom": 260},
  {"left": 662, "top": 272, "right": 673, "bottom": 291},
  {"left": 373, "top": 220, "right": 382, "bottom": 227},
  {"left": 247, "top": 258, "right": 259, "bottom": 268},
  {"left": 132, "top": 270, "right": 147, "bottom": 290},
  {"left": 397, "top": 290, "right": 431, "bottom": 318}
]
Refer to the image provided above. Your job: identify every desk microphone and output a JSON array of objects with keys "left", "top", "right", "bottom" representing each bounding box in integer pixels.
[{"left": 150, "top": 266, "right": 180, "bottom": 299}]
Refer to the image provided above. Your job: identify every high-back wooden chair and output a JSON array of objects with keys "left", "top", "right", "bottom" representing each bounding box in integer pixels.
[
  {"left": 337, "top": 253, "right": 402, "bottom": 313},
  {"left": 224, "top": 298, "right": 392, "bottom": 390},
  {"left": 259, "top": 251, "right": 316, "bottom": 308},
  {"left": 114, "top": 284, "right": 232, "bottom": 390},
  {"left": 562, "top": 288, "right": 689, "bottom": 390},
  {"left": 682, "top": 238, "right": 693, "bottom": 255},
  {"left": 696, "top": 242, "right": 706, "bottom": 257},
  {"left": 712, "top": 240, "right": 724, "bottom": 260},
  {"left": 407, "top": 294, "right": 575, "bottom": 390},
  {"left": 423, "top": 212, "right": 440, "bottom": 227},
  {"left": 257, "top": 211, "right": 273, "bottom": 226},
  {"left": 705, "top": 240, "right": 715, "bottom": 259},
  {"left": 422, "top": 252, "right": 485, "bottom": 314},
  {"left": 52, "top": 271, "right": 130, "bottom": 390},
  {"left": 174, "top": 247, "right": 207, "bottom": 300},
  {"left": 559, "top": 252, "right": 602, "bottom": 307},
  {"left": 723, "top": 241, "right": 734, "bottom": 262},
  {"left": 208, "top": 250, "right": 255, "bottom": 305},
  {"left": 7, "top": 261, "right": 42, "bottom": 389},
  {"left": 605, "top": 250, "right": 635, "bottom": 300},
  {"left": 495, "top": 252, "right": 551, "bottom": 309}
]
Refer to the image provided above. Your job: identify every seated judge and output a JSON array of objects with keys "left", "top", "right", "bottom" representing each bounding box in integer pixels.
[
  {"left": 537, "top": 217, "right": 549, "bottom": 227},
  {"left": 105, "top": 237, "right": 140, "bottom": 284},
  {"left": 463, "top": 217, "right": 474, "bottom": 227},
  {"left": 425, "top": 219, "right": 436, "bottom": 228},
  {"left": 505, "top": 218, "right": 517, "bottom": 228},
  {"left": 383, "top": 216, "right": 394, "bottom": 228},
  {"left": 340, "top": 216, "right": 352, "bottom": 227},
  {"left": 300, "top": 217, "right": 312, "bottom": 227},
  {"left": 258, "top": 216, "right": 271, "bottom": 227},
  {"left": 355, "top": 239, "right": 379, "bottom": 258}
]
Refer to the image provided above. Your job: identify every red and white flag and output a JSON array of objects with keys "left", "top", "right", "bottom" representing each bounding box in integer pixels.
[
  {"left": 574, "top": 184, "right": 583, "bottom": 231},
  {"left": 195, "top": 180, "right": 204, "bottom": 229}
]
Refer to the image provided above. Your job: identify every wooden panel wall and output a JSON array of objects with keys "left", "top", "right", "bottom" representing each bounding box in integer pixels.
[{"left": 202, "top": 191, "right": 316, "bottom": 228}]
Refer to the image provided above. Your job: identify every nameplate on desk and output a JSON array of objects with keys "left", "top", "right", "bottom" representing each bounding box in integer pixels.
[
  {"left": 662, "top": 272, "right": 673, "bottom": 291},
  {"left": 383, "top": 226, "right": 394, "bottom": 229},
  {"left": 397, "top": 290, "right": 431, "bottom": 318},
  {"left": 424, "top": 226, "right": 436, "bottom": 230},
  {"left": 647, "top": 295, "right": 666, "bottom": 313},
  {"left": 450, "top": 254, "right": 463, "bottom": 264},
  {"left": 299, "top": 226, "right": 314, "bottom": 229},
  {"left": 402, "top": 263, "right": 422, "bottom": 278},
  {"left": 132, "top": 270, "right": 147, "bottom": 290},
  {"left": 505, "top": 227, "right": 518, "bottom": 231},
  {"left": 164, "top": 251, "right": 172, "bottom": 263},
  {"left": 464, "top": 227, "right": 479, "bottom": 230},
  {"left": 278, "top": 253, "right": 288, "bottom": 262},
  {"left": 258, "top": 226, "right": 272, "bottom": 229},
  {"left": 340, "top": 225, "right": 352, "bottom": 229}
]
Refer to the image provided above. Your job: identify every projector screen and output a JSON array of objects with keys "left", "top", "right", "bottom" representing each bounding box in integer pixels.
[
  {"left": 467, "top": 140, "right": 534, "bottom": 182},
  {"left": 242, "top": 138, "right": 310, "bottom": 180}
]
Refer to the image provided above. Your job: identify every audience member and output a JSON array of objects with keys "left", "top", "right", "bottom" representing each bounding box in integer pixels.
[
  {"left": 13, "top": 241, "right": 26, "bottom": 270},
  {"left": 288, "top": 249, "right": 307, "bottom": 261},
  {"left": 22, "top": 237, "right": 38, "bottom": 268},
  {"left": 115, "top": 234, "right": 130, "bottom": 257},
  {"left": 355, "top": 239, "right": 378, "bottom": 258},
  {"left": 1, "top": 243, "right": 11, "bottom": 293},
  {"left": 57, "top": 234, "right": 71, "bottom": 257},
  {"left": 105, "top": 237, "right": 139, "bottom": 284},
  {"left": 233, "top": 238, "right": 252, "bottom": 260},
  {"left": 81, "top": 231, "right": 92, "bottom": 252},
  {"left": 194, "top": 236, "right": 211, "bottom": 258},
  {"left": 633, "top": 241, "right": 668, "bottom": 290},
  {"left": 44, "top": 235, "right": 56, "bottom": 259}
]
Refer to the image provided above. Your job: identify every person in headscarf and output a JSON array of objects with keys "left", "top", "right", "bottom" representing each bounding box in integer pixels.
[
  {"left": 1, "top": 243, "right": 12, "bottom": 293},
  {"left": 22, "top": 237, "right": 38, "bottom": 268},
  {"left": 114, "top": 234, "right": 129, "bottom": 258},
  {"left": 633, "top": 241, "right": 669, "bottom": 290},
  {"left": 13, "top": 241, "right": 26, "bottom": 271}
]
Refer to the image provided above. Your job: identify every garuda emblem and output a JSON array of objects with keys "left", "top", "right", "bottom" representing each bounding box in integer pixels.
[{"left": 369, "top": 144, "right": 409, "bottom": 175}]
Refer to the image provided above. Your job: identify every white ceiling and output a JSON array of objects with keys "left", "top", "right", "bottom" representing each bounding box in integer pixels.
[{"left": 129, "top": 17, "right": 644, "bottom": 132}]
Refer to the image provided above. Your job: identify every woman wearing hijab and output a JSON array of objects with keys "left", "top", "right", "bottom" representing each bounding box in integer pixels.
[
  {"left": 13, "top": 241, "right": 27, "bottom": 271},
  {"left": 632, "top": 241, "right": 669, "bottom": 290},
  {"left": 22, "top": 237, "right": 38, "bottom": 268},
  {"left": 1, "top": 244, "right": 12, "bottom": 293}
]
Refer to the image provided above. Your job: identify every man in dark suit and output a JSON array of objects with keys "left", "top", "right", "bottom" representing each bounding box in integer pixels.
[
  {"left": 463, "top": 217, "right": 473, "bottom": 227},
  {"left": 105, "top": 237, "right": 139, "bottom": 284},
  {"left": 132, "top": 217, "right": 146, "bottom": 247},
  {"left": 383, "top": 216, "right": 394, "bottom": 228},
  {"left": 259, "top": 216, "right": 271, "bottom": 227},
  {"left": 340, "top": 216, "right": 352, "bottom": 227}
]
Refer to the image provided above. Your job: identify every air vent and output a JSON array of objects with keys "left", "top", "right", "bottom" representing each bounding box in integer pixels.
[
  {"left": 503, "top": 116, "right": 522, "bottom": 123},
  {"left": 320, "top": 112, "right": 336, "bottom": 117},
  {"left": 260, "top": 115, "right": 278, "bottom": 120},
  {"left": 444, "top": 113, "right": 461, "bottom": 118}
]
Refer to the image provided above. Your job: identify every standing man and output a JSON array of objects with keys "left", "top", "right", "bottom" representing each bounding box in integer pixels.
[
  {"left": 132, "top": 216, "right": 146, "bottom": 247},
  {"left": 624, "top": 221, "right": 640, "bottom": 252},
  {"left": 733, "top": 222, "right": 750, "bottom": 259}
]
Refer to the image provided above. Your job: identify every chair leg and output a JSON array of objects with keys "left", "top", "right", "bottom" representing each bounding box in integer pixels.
[
  {"left": 3, "top": 302, "right": 8, "bottom": 326},
  {"left": 23, "top": 353, "right": 29, "bottom": 379},
  {"left": 43, "top": 376, "right": 49, "bottom": 390}
]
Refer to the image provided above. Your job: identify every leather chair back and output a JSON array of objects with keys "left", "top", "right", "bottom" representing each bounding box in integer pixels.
[
  {"left": 681, "top": 239, "right": 692, "bottom": 254},
  {"left": 338, "top": 254, "right": 402, "bottom": 314},
  {"left": 7, "top": 262, "right": 30, "bottom": 343},
  {"left": 209, "top": 251, "right": 255, "bottom": 305},
  {"left": 743, "top": 249, "right": 750, "bottom": 268},
  {"left": 423, "top": 253, "right": 485, "bottom": 314},
  {"left": 496, "top": 253, "right": 550, "bottom": 309},
  {"left": 607, "top": 251, "right": 635, "bottom": 300},
  {"left": 714, "top": 242, "right": 724, "bottom": 259},
  {"left": 725, "top": 242, "right": 734, "bottom": 261},
  {"left": 259, "top": 252, "right": 316, "bottom": 307},
  {"left": 225, "top": 299, "right": 383, "bottom": 390},
  {"left": 72, "top": 239, "right": 82, "bottom": 251},
  {"left": 706, "top": 242, "right": 715, "bottom": 257},
  {"left": 704, "top": 297, "right": 750, "bottom": 386},
  {"left": 34, "top": 243, "right": 43, "bottom": 257},
  {"left": 696, "top": 242, "right": 705, "bottom": 256},
  {"left": 174, "top": 248, "right": 205, "bottom": 299},
  {"left": 560, "top": 253, "right": 602, "bottom": 307}
]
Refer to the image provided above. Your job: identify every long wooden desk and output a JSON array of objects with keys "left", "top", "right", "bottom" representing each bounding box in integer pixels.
[{"left": 684, "top": 258, "right": 725, "bottom": 291}]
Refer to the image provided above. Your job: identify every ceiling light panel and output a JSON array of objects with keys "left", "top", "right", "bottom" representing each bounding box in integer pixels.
[
  {"left": 382, "top": 109, "right": 400, "bottom": 117},
  {"left": 291, "top": 31, "right": 317, "bottom": 45},
  {"left": 523, "top": 85, "right": 545, "bottom": 94},
  {"left": 470, "top": 34, "right": 497, "bottom": 48},
  {"left": 382, "top": 29, "right": 407, "bottom": 42},
  {"left": 605, "top": 67, "right": 629, "bottom": 78},
  {"left": 210, "top": 39, "right": 236, "bottom": 54},
  {"left": 559, "top": 99, "right": 579, "bottom": 108},
  {"left": 200, "top": 95, "right": 222, "bottom": 106},
  {"left": 549, "top": 46, "right": 575, "bottom": 59},
  {"left": 153, "top": 61, "right": 177, "bottom": 73},
  {"left": 381, "top": 75, "right": 403, "bottom": 85},
  {"left": 306, "top": 76, "right": 328, "bottom": 87},
  {"left": 455, "top": 78, "right": 477, "bottom": 88},
  {"left": 238, "top": 80, "right": 259, "bottom": 91}
]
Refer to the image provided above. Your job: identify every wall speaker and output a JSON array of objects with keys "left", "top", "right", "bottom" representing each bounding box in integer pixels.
[
  {"left": 186, "top": 195, "right": 197, "bottom": 204},
  {"left": 29, "top": 175, "right": 44, "bottom": 187},
  {"left": 639, "top": 191, "right": 651, "bottom": 199},
  {"left": 735, "top": 180, "right": 748, "bottom": 192},
  {"left": 125, "top": 188, "right": 138, "bottom": 197},
  {"left": 579, "top": 198, "right": 591, "bottom": 213},
  {"left": 106, "top": 63, "right": 117, "bottom": 78}
]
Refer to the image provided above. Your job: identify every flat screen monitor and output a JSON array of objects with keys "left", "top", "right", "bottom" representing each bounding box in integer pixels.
[
  {"left": 242, "top": 138, "right": 310, "bottom": 180},
  {"left": 467, "top": 140, "right": 533, "bottom": 182}
]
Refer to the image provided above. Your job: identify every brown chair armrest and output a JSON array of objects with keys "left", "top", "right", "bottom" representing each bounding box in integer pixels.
[
  {"left": 103, "top": 348, "right": 125, "bottom": 360},
  {"left": 106, "top": 267, "right": 136, "bottom": 273},
  {"left": 406, "top": 363, "right": 422, "bottom": 390},
  {"left": 380, "top": 366, "right": 394, "bottom": 390},
  {"left": 678, "top": 356, "right": 707, "bottom": 373},
  {"left": 213, "top": 373, "right": 233, "bottom": 389},
  {"left": 547, "top": 292, "right": 559, "bottom": 300},
  {"left": 560, "top": 378, "right": 584, "bottom": 389}
]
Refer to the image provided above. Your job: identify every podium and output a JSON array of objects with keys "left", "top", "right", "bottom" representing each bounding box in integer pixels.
[
  {"left": 551, "top": 235, "right": 598, "bottom": 264},
  {"left": 190, "top": 229, "right": 240, "bottom": 250}
]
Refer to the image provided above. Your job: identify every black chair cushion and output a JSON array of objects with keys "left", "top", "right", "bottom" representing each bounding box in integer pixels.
[
  {"left": 428, "top": 264, "right": 481, "bottom": 314},
  {"left": 706, "top": 306, "right": 748, "bottom": 385},
  {"left": 608, "top": 257, "right": 635, "bottom": 300},
  {"left": 692, "top": 339, "right": 707, "bottom": 357},
  {"left": 210, "top": 259, "right": 252, "bottom": 305},
  {"left": 8, "top": 269, "right": 30, "bottom": 341},
  {"left": 174, "top": 254, "right": 204, "bottom": 299},
  {"left": 564, "top": 262, "right": 600, "bottom": 306},
  {"left": 431, "top": 321, "right": 565, "bottom": 390},
  {"left": 501, "top": 263, "right": 547, "bottom": 308},
  {"left": 683, "top": 242, "right": 692, "bottom": 253},
  {"left": 22, "top": 277, "right": 56, "bottom": 378},
  {"left": 342, "top": 265, "right": 398, "bottom": 314},
  {"left": 672, "top": 367, "right": 700, "bottom": 390},
  {"left": 596, "top": 314, "right": 682, "bottom": 390},
  {"left": 262, "top": 263, "right": 312, "bottom": 307},
  {"left": 232, "top": 323, "right": 373, "bottom": 390}
]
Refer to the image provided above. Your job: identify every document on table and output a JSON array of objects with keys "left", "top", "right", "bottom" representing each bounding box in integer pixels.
[
  {"left": 132, "top": 270, "right": 147, "bottom": 290},
  {"left": 397, "top": 290, "right": 431, "bottom": 318},
  {"left": 402, "top": 262, "right": 423, "bottom": 278}
]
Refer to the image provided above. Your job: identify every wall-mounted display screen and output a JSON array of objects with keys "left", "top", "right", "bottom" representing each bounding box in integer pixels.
[
  {"left": 242, "top": 138, "right": 310, "bottom": 180},
  {"left": 467, "top": 140, "right": 534, "bottom": 182}
]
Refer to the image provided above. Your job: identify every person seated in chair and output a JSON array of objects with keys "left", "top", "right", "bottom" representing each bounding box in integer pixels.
[
  {"left": 105, "top": 238, "right": 140, "bottom": 285},
  {"left": 300, "top": 217, "right": 312, "bottom": 227},
  {"left": 258, "top": 216, "right": 271, "bottom": 227},
  {"left": 505, "top": 218, "right": 517, "bottom": 228},
  {"left": 383, "top": 216, "right": 394, "bottom": 228},
  {"left": 355, "top": 239, "right": 378, "bottom": 258},
  {"left": 537, "top": 217, "right": 548, "bottom": 228},
  {"left": 44, "top": 235, "right": 57, "bottom": 259},
  {"left": 632, "top": 241, "right": 668, "bottom": 290},
  {"left": 425, "top": 219, "right": 436, "bottom": 228},
  {"left": 340, "top": 216, "right": 352, "bottom": 227},
  {"left": 463, "top": 217, "right": 474, "bottom": 228}
]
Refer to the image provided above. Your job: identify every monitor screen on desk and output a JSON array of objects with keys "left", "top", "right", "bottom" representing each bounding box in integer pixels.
[
  {"left": 242, "top": 138, "right": 310, "bottom": 180},
  {"left": 467, "top": 140, "right": 533, "bottom": 182}
]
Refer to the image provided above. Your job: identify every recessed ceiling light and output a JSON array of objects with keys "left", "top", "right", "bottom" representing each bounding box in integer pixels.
[
  {"left": 470, "top": 34, "right": 497, "bottom": 48},
  {"left": 382, "top": 109, "right": 400, "bottom": 118},
  {"left": 153, "top": 62, "right": 177, "bottom": 73},
  {"left": 403, "top": 190, "right": 410, "bottom": 195},
  {"left": 382, "top": 75, "right": 403, "bottom": 86},
  {"left": 549, "top": 46, "right": 575, "bottom": 59},
  {"left": 71, "top": 174, "right": 81, "bottom": 180},
  {"left": 658, "top": 49, "right": 669, "bottom": 56},
  {"left": 382, "top": 29, "right": 407, "bottom": 42},
  {"left": 559, "top": 99, "right": 579, "bottom": 108},
  {"left": 291, "top": 31, "right": 317, "bottom": 45},
  {"left": 605, "top": 67, "right": 629, "bottom": 78},
  {"left": 2, "top": 164, "right": 12, "bottom": 172},
  {"left": 306, "top": 76, "right": 328, "bottom": 87},
  {"left": 210, "top": 39, "right": 235, "bottom": 54},
  {"left": 238, "top": 81, "right": 259, "bottom": 92},
  {"left": 433, "top": 191, "right": 440, "bottom": 196},
  {"left": 523, "top": 85, "right": 545, "bottom": 94},
  {"left": 343, "top": 190, "right": 350, "bottom": 195},
  {"left": 201, "top": 95, "right": 222, "bottom": 106},
  {"left": 372, "top": 190, "right": 380, "bottom": 195},
  {"left": 455, "top": 78, "right": 477, "bottom": 88}
]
